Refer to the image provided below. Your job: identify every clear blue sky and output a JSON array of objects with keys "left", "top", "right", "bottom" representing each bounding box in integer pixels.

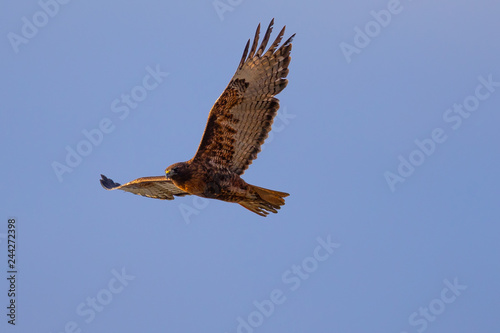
[{"left": 2, "top": 1, "right": 499, "bottom": 332}]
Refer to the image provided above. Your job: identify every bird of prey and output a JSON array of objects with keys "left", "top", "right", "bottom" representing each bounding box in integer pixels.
[{"left": 100, "top": 19, "right": 294, "bottom": 216}]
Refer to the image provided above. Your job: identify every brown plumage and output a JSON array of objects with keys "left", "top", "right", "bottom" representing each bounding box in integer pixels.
[{"left": 100, "top": 19, "right": 294, "bottom": 216}]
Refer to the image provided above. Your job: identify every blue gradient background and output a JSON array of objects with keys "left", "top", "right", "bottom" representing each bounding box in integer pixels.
[{"left": 1, "top": 0, "right": 499, "bottom": 332}]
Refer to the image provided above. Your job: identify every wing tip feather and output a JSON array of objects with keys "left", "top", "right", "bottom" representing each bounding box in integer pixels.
[
  {"left": 100, "top": 174, "right": 121, "bottom": 190},
  {"left": 239, "top": 39, "right": 250, "bottom": 69},
  {"left": 240, "top": 19, "right": 294, "bottom": 67},
  {"left": 256, "top": 19, "right": 275, "bottom": 57},
  {"left": 247, "top": 22, "right": 261, "bottom": 59}
]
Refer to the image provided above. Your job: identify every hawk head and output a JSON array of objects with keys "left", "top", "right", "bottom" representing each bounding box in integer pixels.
[{"left": 165, "top": 162, "right": 191, "bottom": 182}]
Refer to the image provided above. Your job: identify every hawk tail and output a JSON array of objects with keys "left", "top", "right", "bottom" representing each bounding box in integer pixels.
[{"left": 239, "top": 185, "right": 290, "bottom": 217}]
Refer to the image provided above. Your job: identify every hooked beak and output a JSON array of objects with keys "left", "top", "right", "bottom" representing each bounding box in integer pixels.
[{"left": 165, "top": 169, "right": 175, "bottom": 179}]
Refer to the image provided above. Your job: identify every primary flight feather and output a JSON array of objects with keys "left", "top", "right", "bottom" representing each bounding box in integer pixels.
[{"left": 100, "top": 19, "right": 294, "bottom": 216}]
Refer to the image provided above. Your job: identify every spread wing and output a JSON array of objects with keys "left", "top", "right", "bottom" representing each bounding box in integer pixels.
[
  {"left": 191, "top": 19, "right": 295, "bottom": 175},
  {"left": 100, "top": 174, "right": 190, "bottom": 200}
]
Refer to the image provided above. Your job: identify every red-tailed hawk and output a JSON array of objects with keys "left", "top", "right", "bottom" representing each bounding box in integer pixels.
[{"left": 100, "top": 19, "right": 294, "bottom": 216}]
